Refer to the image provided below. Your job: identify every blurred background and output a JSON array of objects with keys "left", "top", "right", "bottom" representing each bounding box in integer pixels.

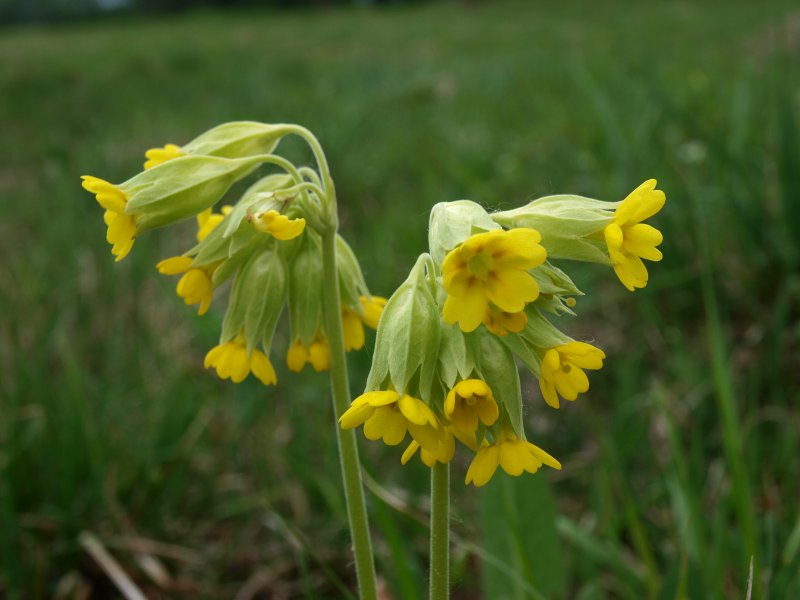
[{"left": 1, "top": 0, "right": 799, "bottom": 598}]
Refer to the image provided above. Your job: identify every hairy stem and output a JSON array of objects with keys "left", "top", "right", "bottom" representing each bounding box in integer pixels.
[
  {"left": 429, "top": 462, "right": 451, "bottom": 600},
  {"left": 321, "top": 229, "right": 378, "bottom": 600}
]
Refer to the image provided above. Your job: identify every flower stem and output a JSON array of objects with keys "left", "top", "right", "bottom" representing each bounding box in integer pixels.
[
  {"left": 320, "top": 229, "right": 378, "bottom": 600},
  {"left": 429, "top": 462, "right": 450, "bottom": 600}
]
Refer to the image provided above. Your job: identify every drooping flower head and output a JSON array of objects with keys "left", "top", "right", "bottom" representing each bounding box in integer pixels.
[
  {"left": 465, "top": 428, "right": 561, "bottom": 488},
  {"left": 604, "top": 179, "right": 665, "bottom": 291},
  {"left": 80, "top": 176, "right": 137, "bottom": 261},
  {"left": 204, "top": 334, "right": 277, "bottom": 386},
  {"left": 539, "top": 341, "right": 605, "bottom": 409},
  {"left": 442, "top": 228, "right": 546, "bottom": 332}
]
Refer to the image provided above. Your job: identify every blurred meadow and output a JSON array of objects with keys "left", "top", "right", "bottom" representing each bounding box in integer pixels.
[{"left": 1, "top": 0, "right": 799, "bottom": 598}]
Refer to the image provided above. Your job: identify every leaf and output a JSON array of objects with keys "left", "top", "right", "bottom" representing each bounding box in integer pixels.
[{"left": 479, "top": 473, "right": 567, "bottom": 599}]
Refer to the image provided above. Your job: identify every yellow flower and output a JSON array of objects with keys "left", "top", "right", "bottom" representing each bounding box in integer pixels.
[
  {"left": 251, "top": 210, "right": 306, "bottom": 241},
  {"left": 465, "top": 430, "right": 561, "bottom": 487},
  {"left": 442, "top": 228, "right": 546, "bottom": 332},
  {"left": 339, "top": 391, "right": 439, "bottom": 451},
  {"left": 359, "top": 295, "right": 387, "bottom": 329},
  {"left": 482, "top": 304, "right": 527, "bottom": 336},
  {"left": 81, "top": 175, "right": 137, "bottom": 261},
  {"left": 143, "top": 143, "right": 184, "bottom": 170},
  {"left": 286, "top": 335, "right": 331, "bottom": 373},
  {"left": 196, "top": 205, "right": 232, "bottom": 242},
  {"left": 341, "top": 296, "right": 388, "bottom": 351},
  {"left": 401, "top": 425, "right": 455, "bottom": 467},
  {"left": 539, "top": 341, "right": 605, "bottom": 409},
  {"left": 156, "top": 256, "right": 215, "bottom": 316},
  {"left": 204, "top": 335, "right": 277, "bottom": 385},
  {"left": 444, "top": 379, "right": 499, "bottom": 435},
  {"left": 603, "top": 179, "right": 665, "bottom": 291}
]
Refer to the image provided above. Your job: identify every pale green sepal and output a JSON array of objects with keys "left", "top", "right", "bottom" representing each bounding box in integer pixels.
[
  {"left": 474, "top": 331, "right": 524, "bottom": 438},
  {"left": 222, "top": 174, "right": 295, "bottom": 238},
  {"left": 496, "top": 333, "right": 542, "bottom": 376},
  {"left": 123, "top": 155, "right": 264, "bottom": 230},
  {"left": 287, "top": 230, "right": 323, "bottom": 346},
  {"left": 519, "top": 308, "right": 573, "bottom": 350},
  {"left": 428, "top": 200, "right": 500, "bottom": 265},
  {"left": 437, "top": 323, "right": 476, "bottom": 389},
  {"left": 530, "top": 261, "right": 582, "bottom": 296},
  {"left": 211, "top": 248, "right": 252, "bottom": 287},
  {"left": 336, "top": 234, "right": 369, "bottom": 311},
  {"left": 365, "top": 254, "right": 440, "bottom": 400},
  {"left": 240, "top": 246, "right": 286, "bottom": 354},
  {"left": 492, "top": 194, "right": 616, "bottom": 264},
  {"left": 182, "top": 121, "right": 289, "bottom": 159}
]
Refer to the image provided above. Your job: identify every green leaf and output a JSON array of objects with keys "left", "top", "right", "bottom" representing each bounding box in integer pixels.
[{"left": 479, "top": 474, "right": 567, "bottom": 599}]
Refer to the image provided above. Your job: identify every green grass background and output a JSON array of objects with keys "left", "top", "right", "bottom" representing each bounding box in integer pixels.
[{"left": 1, "top": 1, "right": 799, "bottom": 597}]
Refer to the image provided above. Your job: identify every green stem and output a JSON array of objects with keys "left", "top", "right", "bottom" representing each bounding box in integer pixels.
[
  {"left": 429, "top": 462, "right": 450, "bottom": 600},
  {"left": 321, "top": 229, "right": 378, "bottom": 600}
]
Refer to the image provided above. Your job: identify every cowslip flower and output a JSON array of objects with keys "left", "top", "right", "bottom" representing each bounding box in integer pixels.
[
  {"left": 143, "top": 143, "right": 184, "bottom": 170},
  {"left": 286, "top": 335, "right": 331, "bottom": 373},
  {"left": 444, "top": 379, "right": 499, "bottom": 435},
  {"left": 442, "top": 228, "right": 546, "bottom": 332},
  {"left": 156, "top": 256, "right": 215, "bottom": 316},
  {"left": 339, "top": 391, "right": 439, "bottom": 452},
  {"left": 341, "top": 296, "right": 388, "bottom": 351},
  {"left": 204, "top": 334, "right": 277, "bottom": 385},
  {"left": 80, "top": 176, "right": 136, "bottom": 261},
  {"left": 482, "top": 305, "right": 527, "bottom": 336},
  {"left": 604, "top": 179, "right": 665, "bottom": 291},
  {"left": 196, "top": 205, "right": 232, "bottom": 242},
  {"left": 250, "top": 210, "right": 306, "bottom": 241},
  {"left": 401, "top": 425, "right": 455, "bottom": 467},
  {"left": 465, "top": 429, "right": 561, "bottom": 487},
  {"left": 539, "top": 341, "right": 605, "bottom": 409}
]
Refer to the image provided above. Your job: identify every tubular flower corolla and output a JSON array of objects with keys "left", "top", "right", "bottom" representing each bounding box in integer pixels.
[
  {"left": 196, "top": 205, "right": 232, "bottom": 242},
  {"left": 286, "top": 335, "right": 331, "bottom": 373},
  {"left": 80, "top": 175, "right": 137, "bottom": 261},
  {"left": 465, "top": 430, "right": 561, "bottom": 488},
  {"left": 156, "top": 256, "right": 215, "bottom": 316},
  {"left": 143, "top": 143, "right": 184, "bottom": 170},
  {"left": 401, "top": 425, "right": 456, "bottom": 467},
  {"left": 251, "top": 210, "right": 306, "bottom": 241},
  {"left": 444, "top": 379, "right": 499, "bottom": 435},
  {"left": 482, "top": 304, "right": 527, "bottom": 336},
  {"left": 204, "top": 334, "right": 277, "bottom": 385},
  {"left": 539, "top": 341, "right": 606, "bottom": 409},
  {"left": 604, "top": 179, "right": 666, "bottom": 291},
  {"left": 442, "top": 228, "right": 546, "bottom": 332},
  {"left": 342, "top": 296, "right": 388, "bottom": 352},
  {"left": 339, "top": 391, "right": 440, "bottom": 452}
]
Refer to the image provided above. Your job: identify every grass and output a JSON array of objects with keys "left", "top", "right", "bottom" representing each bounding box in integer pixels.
[{"left": 1, "top": 0, "right": 799, "bottom": 597}]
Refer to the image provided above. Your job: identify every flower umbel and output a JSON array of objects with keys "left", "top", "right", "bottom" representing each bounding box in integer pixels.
[
  {"left": 339, "top": 391, "right": 440, "bottom": 452},
  {"left": 465, "top": 429, "right": 561, "bottom": 487},
  {"left": 539, "top": 341, "right": 605, "bottom": 409},
  {"left": 604, "top": 179, "right": 665, "bottom": 291},
  {"left": 204, "top": 334, "right": 277, "bottom": 385},
  {"left": 81, "top": 175, "right": 137, "bottom": 261},
  {"left": 444, "top": 379, "right": 499, "bottom": 435},
  {"left": 442, "top": 228, "right": 546, "bottom": 332}
]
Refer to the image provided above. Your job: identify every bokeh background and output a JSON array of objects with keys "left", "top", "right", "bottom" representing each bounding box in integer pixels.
[{"left": 1, "top": 1, "right": 799, "bottom": 598}]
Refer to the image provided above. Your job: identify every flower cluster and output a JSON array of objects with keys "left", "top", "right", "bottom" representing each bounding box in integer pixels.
[
  {"left": 342, "top": 183, "right": 665, "bottom": 486},
  {"left": 81, "top": 122, "right": 386, "bottom": 386}
]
